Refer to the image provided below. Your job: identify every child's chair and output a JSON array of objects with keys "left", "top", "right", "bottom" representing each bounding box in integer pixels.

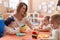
[{"left": 0, "top": 20, "right": 5, "bottom": 37}]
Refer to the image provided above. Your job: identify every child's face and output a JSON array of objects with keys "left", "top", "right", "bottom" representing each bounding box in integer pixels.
[
  {"left": 43, "top": 19, "right": 49, "bottom": 25},
  {"left": 51, "top": 20, "right": 59, "bottom": 29},
  {"left": 9, "top": 22, "right": 15, "bottom": 28}
]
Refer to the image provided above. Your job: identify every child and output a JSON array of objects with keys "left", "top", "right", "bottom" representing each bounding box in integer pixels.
[
  {"left": 41, "top": 14, "right": 60, "bottom": 40},
  {"left": 49, "top": 14, "right": 60, "bottom": 40},
  {"left": 39, "top": 16, "right": 52, "bottom": 32},
  {"left": 4, "top": 17, "right": 19, "bottom": 35}
]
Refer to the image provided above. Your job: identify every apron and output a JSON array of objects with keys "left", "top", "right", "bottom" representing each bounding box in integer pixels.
[
  {"left": 13, "top": 16, "right": 27, "bottom": 32},
  {"left": 13, "top": 16, "right": 25, "bottom": 28}
]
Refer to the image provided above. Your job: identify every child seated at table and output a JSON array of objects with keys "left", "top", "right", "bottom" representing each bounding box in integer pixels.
[
  {"left": 4, "top": 17, "right": 20, "bottom": 35},
  {"left": 49, "top": 14, "right": 60, "bottom": 40},
  {"left": 40, "top": 14, "right": 60, "bottom": 40},
  {"left": 39, "top": 16, "right": 52, "bottom": 32}
]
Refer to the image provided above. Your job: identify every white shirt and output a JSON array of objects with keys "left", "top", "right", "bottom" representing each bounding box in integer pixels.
[
  {"left": 40, "top": 29, "right": 60, "bottom": 40},
  {"left": 48, "top": 29, "right": 59, "bottom": 40},
  {"left": 42, "top": 24, "right": 52, "bottom": 29},
  {"left": 4, "top": 16, "right": 31, "bottom": 34},
  {"left": 5, "top": 26, "right": 20, "bottom": 34}
]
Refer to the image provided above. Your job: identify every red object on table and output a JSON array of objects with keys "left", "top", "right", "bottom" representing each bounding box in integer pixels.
[
  {"left": 32, "top": 32, "right": 37, "bottom": 34},
  {"left": 0, "top": 31, "right": 50, "bottom": 40}
]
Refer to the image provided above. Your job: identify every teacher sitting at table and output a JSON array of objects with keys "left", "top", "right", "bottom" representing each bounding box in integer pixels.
[{"left": 4, "top": 2, "right": 33, "bottom": 35}]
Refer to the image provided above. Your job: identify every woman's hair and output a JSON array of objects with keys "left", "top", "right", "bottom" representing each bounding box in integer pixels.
[
  {"left": 16, "top": 2, "right": 28, "bottom": 14},
  {"left": 45, "top": 16, "right": 50, "bottom": 21},
  {"left": 51, "top": 14, "right": 60, "bottom": 24},
  {"left": 4, "top": 16, "right": 15, "bottom": 26}
]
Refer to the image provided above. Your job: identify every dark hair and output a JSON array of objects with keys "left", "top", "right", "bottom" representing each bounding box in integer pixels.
[
  {"left": 16, "top": 2, "right": 28, "bottom": 14},
  {"left": 4, "top": 16, "right": 15, "bottom": 26},
  {"left": 51, "top": 14, "right": 60, "bottom": 24},
  {"left": 57, "top": 0, "right": 60, "bottom": 6},
  {"left": 45, "top": 16, "right": 50, "bottom": 21}
]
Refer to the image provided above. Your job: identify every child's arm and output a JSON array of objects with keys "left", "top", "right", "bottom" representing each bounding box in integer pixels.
[
  {"left": 49, "top": 30, "right": 59, "bottom": 40},
  {"left": 5, "top": 26, "right": 19, "bottom": 34},
  {"left": 40, "top": 30, "right": 59, "bottom": 40},
  {"left": 39, "top": 25, "right": 51, "bottom": 32}
]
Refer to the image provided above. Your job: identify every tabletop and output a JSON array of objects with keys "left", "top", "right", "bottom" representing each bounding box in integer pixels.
[{"left": 0, "top": 31, "right": 50, "bottom": 40}]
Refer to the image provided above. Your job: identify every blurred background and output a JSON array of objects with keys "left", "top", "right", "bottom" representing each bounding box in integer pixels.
[{"left": 0, "top": 0, "right": 60, "bottom": 25}]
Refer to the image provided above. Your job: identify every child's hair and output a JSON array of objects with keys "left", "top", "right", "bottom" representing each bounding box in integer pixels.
[
  {"left": 44, "top": 16, "right": 50, "bottom": 21},
  {"left": 51, "top": 14, "right": 60, "bottom": 24},
  {"left": 4, "top": 16, "right": 15, "bottom": 26}
]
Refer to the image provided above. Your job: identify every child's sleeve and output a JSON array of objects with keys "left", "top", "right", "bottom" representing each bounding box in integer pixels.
[
  {"left": 47, "top": 30, "right": 59, "bottom": 40},
  {"left": 46, "top": 30, "right": 58, "bottom": 40},
  {"left": 5, "top": 26, "right": 19, "bottom": 34}
]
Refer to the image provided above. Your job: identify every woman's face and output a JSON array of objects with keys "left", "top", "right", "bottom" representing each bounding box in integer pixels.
[{"left": 19, "top": 5, "right": 26, "bottom": 17}]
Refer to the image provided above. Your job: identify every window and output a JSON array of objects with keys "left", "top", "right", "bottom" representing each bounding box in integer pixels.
[
  {"left": 22, "top": 0, "right": 28, "bottom": 6},
  {"left": 9, "top": 0, "right": 19, "bottom": 9}
]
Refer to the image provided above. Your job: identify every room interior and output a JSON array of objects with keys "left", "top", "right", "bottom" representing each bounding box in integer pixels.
[
  {"left": 0, "top": 0, "right": 59, "bottom": 24},
  {"left": 0, "top": 0, "right": 60, "bottom": 26},
  {"left": 0, "top": 0, "right": 60, "bottom": 18},
  {"left": 0, "top": 0, "right": 60, "bottom": 40}
]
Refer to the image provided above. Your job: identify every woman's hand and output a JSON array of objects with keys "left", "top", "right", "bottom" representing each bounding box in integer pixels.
[{"left": 23, "top": 18, "right": 33, "bottom": 30}]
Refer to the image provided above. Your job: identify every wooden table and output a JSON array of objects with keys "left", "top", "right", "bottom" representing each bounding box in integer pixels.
[{"left": 0, "top": 31, "right": 50, "bottom": 40}]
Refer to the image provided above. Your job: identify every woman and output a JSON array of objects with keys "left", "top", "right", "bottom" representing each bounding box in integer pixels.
[
  {"left": 14, "top": 2, "right": 33, "bottom": 29},
  {"left": 4, "top": 2, "right": 33, "bottom": 34}
]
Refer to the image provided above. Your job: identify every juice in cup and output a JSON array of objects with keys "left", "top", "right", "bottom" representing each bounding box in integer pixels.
[{"left": 20, "top": 25, "right": 26, "bottom": 33}]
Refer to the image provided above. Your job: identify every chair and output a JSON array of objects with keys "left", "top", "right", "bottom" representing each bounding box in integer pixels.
[{"left": 0, "top": 20, "right": 5, "bottom": 37}]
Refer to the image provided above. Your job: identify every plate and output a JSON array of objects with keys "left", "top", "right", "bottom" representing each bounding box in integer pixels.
[{"left": 16, "top": 33, "right": 25, "bottom": 36}]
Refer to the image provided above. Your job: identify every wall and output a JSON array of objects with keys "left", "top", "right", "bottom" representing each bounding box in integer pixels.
[
  {"left": 0, "top": 0, "right": 9, "bottom": 14},
  {"left": 0, "top": 0, "right": 59, "bottom": 16},
  {"left": 29, "top": 0, "right": 58, "bottom": 16}
]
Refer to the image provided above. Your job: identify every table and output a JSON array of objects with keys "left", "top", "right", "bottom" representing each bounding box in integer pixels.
[{"left": 0, "top": 31, "right": 50, "bottom": 40}]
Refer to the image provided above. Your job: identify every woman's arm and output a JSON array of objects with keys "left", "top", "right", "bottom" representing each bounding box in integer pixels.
[
  {"left": 23, "top": 17, "right": 34, "bottom": 30},
  {"left": 25, "top": 20, "right": 33, "bottom": 29}
]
